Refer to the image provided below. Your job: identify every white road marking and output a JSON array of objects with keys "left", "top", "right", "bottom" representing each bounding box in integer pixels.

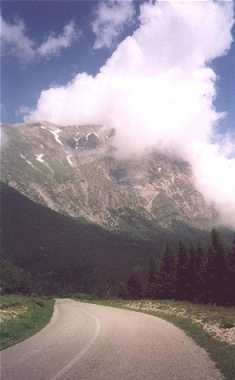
[{"left": 48, "top": 310, "right": 101, "bottom": 380}]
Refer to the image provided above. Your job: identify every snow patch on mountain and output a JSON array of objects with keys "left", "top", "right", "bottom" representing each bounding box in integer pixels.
[
  {"left": 35, "top": 154, "right": 45, "bottom": 163},
  {"left": 49, "top": 128, "right": 63, "bottom": 145},
  {"left": 66, "top": 154, "right": 73, "bottom": 166},
  {"left": 86, "top": 132, "right": 100, "bottom": 141},
  {"left": 20, "top": 154, "right": 34, "bottom": 167}
]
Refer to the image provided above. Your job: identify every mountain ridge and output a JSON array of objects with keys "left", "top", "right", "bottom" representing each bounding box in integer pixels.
[{"left": 1, "top": 122, "right": 219, "bottom": 237}]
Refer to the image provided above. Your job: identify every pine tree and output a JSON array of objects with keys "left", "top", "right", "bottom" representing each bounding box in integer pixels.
[
  {"left": 159, "top": 242, "right": 176, "bottom": 299},
  {"left": 211, "top": 229, "right": 228, "bottom": 304},
  {"left": 127, "top": 272, "right": 143, "bottom": 299},
  {"left": 187, "top": 243, "right": 197, "bottom": 301},
  {"left": 145, "top": 255, "right": 160, "bottom": 299},
  {"left": 176, "top": 241, "right": 189, "bottom": 300},
  {"left": 193, "top": 240, "right": 205, "bottom": 302},
  {"left": 204, "top": 244, "right": 217, "bottom": 303},
  {"left": 205, "top": 229, "right": 228, "bottom": 305},
  {"left": 186, "top": 241, "right": 206, "bottom": 302},
  {"left": 117, "top": 281, "right": 129, "bottom": 299}
]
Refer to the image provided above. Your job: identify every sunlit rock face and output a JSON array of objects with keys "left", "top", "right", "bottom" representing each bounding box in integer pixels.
[{"left": 1, "top": 122, "right": 217, "bottom": 235}]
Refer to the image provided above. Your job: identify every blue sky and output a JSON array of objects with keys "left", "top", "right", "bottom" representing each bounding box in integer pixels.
[
  {"left": 1, "top": 0, "right": 234, "bottom": 134},
  {"left": 1, "top": 0, "right": 137, "bottom": 123}
]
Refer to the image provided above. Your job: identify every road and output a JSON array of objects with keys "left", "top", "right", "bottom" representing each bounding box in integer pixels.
[{"left": 1, "top": 299, "right": 223, "bottom": 380}]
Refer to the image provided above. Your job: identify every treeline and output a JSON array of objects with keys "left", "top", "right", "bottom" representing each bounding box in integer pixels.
[
  {"left": 0, "top": 257, "right": 94, "bottom": 296},
  {"left": 1, "top": 229, "right": 234, "bottom": 306},
  {"left": 120, "top": 229, "right": 235, "bottom": 306}
]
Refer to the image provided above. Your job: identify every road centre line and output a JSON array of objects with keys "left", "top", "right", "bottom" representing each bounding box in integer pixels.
[{"left": 48, "top": 309, "right": 101, "bottom": 380}]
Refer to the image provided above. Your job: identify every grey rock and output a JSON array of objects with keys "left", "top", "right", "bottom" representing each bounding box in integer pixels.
[{"left": 1, "top": 122, "right": 217, "bottom": 235}]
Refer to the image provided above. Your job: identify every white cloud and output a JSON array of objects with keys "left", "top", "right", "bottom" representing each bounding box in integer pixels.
[
  {"left": 37, "top": 21, "right": 79, "bottom": 58},
  {"left": 0, "top": 16, "right": 79, "bottom": 61},
  {"left": 91, "top": 0, "right": 135, "bottom": 49},
  {"left": 0, "top": 15, "right": 35, "bottom": 61},
  {"left": 25, "top": 1, "right": 235, "bottom": 227}
]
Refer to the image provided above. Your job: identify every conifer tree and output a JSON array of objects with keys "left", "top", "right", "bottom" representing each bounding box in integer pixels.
[
  {"left": 187, "top": 243, "right": 197, "bottom": 301},
  {"left": 159, "top": 242, "right": 176, "bottom": 299},
  {"left": 145, "top": 255, "right": 160, "bottom": 299},
  {"left": 211, "top": 229, "right": 228, "bottom": 304},
  {"left": 127, "top": 272, "right": 143, "bottom": 299},
  {"left": 176, "top": 241, "right": 189, "bottom": 300},
  {"left": 117, "top": 281, "right": 129, "bottom": 299},
  {"left": 186, "top": 240, "right": 206, "bottom": 302},
  {"left": 193, "top": 240, "right": 206, "bottom": 302},
  {"left": 205, "top": 229, "right": 228, "bottom": 304},
  {"left": 204, "top": 244, "right": 217, "bottom": 303}
]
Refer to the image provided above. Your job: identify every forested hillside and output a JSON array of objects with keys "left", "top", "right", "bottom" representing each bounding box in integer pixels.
[
  {"left": 124, "top": 230, "right": 235, "bottom": 306},
  {"left": 1, "top": 183, "right": 234, "bottom": 305}
]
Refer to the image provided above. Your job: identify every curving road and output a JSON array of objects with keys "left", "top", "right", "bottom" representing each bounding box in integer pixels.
[{"left": 1, "top": 299, "right": 223, "bottom": 380}]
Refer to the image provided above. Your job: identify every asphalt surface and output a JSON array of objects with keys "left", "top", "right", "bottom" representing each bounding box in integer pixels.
[{"left": 1, "top": 299, "right": 223, "bottom": 380}]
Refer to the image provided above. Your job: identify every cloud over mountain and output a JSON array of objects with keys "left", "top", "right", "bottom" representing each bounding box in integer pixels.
[{"left": 25, "top": 1, "right": 235, "bottom": 227}]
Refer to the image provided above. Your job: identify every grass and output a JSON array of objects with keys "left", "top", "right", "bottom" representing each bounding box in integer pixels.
[
  {"left": 0, "top": 294, "right": 55, "bottom": 350},
  {"left": 87, "top": 298, "right": 235, "bottom": 380}
]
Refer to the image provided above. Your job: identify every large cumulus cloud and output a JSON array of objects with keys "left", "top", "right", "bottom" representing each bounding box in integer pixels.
[{"left": 25, "top": 1, "right": 235, "bottom": 227}]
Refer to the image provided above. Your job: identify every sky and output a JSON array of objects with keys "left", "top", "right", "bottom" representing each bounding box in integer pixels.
[{"left": 1, "top": 0, "right": 235, "bottom": 227}]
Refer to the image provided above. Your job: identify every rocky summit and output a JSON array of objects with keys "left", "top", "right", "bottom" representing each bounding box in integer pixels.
[{"left": 1, "top": 122, "right": 217, "bottom": 237}]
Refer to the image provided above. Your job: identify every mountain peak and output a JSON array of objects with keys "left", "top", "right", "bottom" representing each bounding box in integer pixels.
[{"left": 1, "top": 122, "right": 218, "bottom": 235}]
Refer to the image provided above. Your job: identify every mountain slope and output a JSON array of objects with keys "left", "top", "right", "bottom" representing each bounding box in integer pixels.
[
  {"left": 2, "top": 183, "right": 218, "bottom": 294},
  {"left": 1, "top": 122, "right": 217, "bottom": 236},
  {"left": 0, "top": 182, "right": 158, "bottom": 293}
]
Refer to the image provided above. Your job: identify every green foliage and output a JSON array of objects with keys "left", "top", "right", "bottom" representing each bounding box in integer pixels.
[
  {"left": 204, "top": 229, "right": 229, "bottom": 304},
  {"left": 158, "top": 242, "right": 176, "bottom": 299},
  {"left": 176, "top": 241, "right": 189, "bottom": 300},
  {"left": 0, "top": 295, "right": 54, "bottom": 349},
  {"left": 145, "top": 255, "right": 161, "bottom": 298},
  {"left": 117, "top": 282, "right": 129, "bottom": 299},
  {"left": 127, "top": 272, "right": 143, "bottom": 299},
  {"left": 0, "top": 259, "right": 32, "bottom": 294},
  {"left": 121, "top": 229, "right": 234, "bottom": 306}
]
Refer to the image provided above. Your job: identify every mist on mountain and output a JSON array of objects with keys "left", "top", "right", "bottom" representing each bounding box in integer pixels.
[{"left": 23, "top": 1, "right": 235, "bottom": 227}]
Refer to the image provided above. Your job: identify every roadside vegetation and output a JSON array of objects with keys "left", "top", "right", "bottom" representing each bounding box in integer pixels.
[
  {"left": 91, "top": 298, "right": 235, "bottom": 380},
  {"left": 0, "top": 294, "right": 54, "bottom": 350}
]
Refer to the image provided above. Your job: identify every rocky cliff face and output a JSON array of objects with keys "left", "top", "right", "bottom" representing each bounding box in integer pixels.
[{"left": 1, "top": 122, "right": 216, "bottom": 235}]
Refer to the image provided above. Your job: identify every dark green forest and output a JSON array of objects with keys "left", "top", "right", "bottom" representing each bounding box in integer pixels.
[
  {"left": 1, "top": 183, "right": 235, "bottom": 306},
  {"left": 124, "top": 230, "right": 235, "bottom": 306}
]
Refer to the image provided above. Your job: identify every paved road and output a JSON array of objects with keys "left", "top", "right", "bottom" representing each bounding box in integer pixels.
[{"left": 1, "top": 299, "right": 223, "bottom": 380}]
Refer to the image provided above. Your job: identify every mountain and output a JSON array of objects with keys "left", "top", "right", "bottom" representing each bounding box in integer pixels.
[
  {"left": 2, "top": 122, "right": 234, "bottom": 295},
  {"left": 1, "top": 122, "right": 217, "bottom": 238}
]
